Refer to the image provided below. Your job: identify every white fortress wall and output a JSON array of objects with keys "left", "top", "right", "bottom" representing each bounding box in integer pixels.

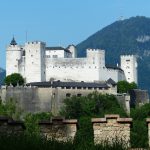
[
  {"left": 100, "top": 68, "right": 119, "bottom": 82},
  {"left": 46, "top": 50, "right": 65, "bottom": 58},
  {"left": 45, "top": 58, "right": 101, "bottom": 82}
]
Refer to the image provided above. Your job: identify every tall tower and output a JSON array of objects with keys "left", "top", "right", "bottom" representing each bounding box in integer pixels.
[
  {"left": 6, "top": 37, "right": 22, "bottom": 76},
  {"left": 67, "top": 45, "right": 77, "bottom": 58},
  {"left": 86, "top": 49, "right": 105, "bottom": 67},
  {"left": 25, "top": 41, "right": 46, "bottom": 83},
  {"left": 120, "top": 55, "right": 138, "bottom": 84}
]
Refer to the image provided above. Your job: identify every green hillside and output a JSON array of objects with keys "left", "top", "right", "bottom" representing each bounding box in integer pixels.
[
  {"left": 0, "top": 68, "right": 6, "bottom": 86},
  {"left": 76, "top": 16, "right": 150, "bottom": 92}
]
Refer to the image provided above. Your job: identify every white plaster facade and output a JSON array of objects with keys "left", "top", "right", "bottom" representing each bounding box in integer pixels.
[
  {"left": 120, "top": 55, "right": 138, "bottom": 84},
  {"left": 6, "top": 38, "right": 137, "bottom": 84}
]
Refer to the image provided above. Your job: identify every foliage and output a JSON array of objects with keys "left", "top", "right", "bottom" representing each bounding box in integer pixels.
[
  {"left": 24, "top": 112, "right": 52, "bottom": 136},
  {"left": 24, "top": 112, "right": 53, "bottom": 136},
  {"left": 60, "top": 92, "right": 127, "bottom": 119},
  {"left": 130, "top": 103, "right": 150, "bottom": 148},
  {"left": 76, "top": 16, "right": 150, "bottom": 93},
  {"left": 0, "top": 98, "right": 21, "bottom": 119},
  {"left": 4, "top": 73, "right": 24, "bottom": 87},
  {"left": 0, "top": 133, "right": 127, "bottom": 150},
  {"left": 0, "top": 134, "right": 74, "bottom": 150},
  {"left": 24, "top": 113, "right": 40, "bottom": 136},
  {"left": 60, "top": 93, "right": 127, "bottom": 149},
  {"left": 117, "top": 81, "right": 137, "bottom": 93}
]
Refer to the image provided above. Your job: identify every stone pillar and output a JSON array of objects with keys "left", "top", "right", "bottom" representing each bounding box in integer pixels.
[
  {"left": 146, "top": 118, "right": 150, "bottom": 147},
  {"left": 39, "top": 117, "right": 77, "bottom": 142},
  {"left": 125, "top": 95, "right": 130, "bottom": 115},
  {"left": 91, "top": 114, "right": 132, "bottom": 147}
]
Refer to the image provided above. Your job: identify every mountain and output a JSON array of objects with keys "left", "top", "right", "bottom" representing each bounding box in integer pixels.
[
  {"left": 76, "top": 16, "right": 150, "bottom": 92},
  {"left": 0, "top": 68, "right": 6, "bottom": 86}
]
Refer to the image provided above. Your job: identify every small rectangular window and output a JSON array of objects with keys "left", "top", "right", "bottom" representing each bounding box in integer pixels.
[
  {"left": 53, "top": 55, "right": 58, "bottom": 58},
  {"left": 66, "top": 93, "right": 71, "bottom": 97},
  {"left": 77, "top": 94, "right": 82, "bottom": 97}
]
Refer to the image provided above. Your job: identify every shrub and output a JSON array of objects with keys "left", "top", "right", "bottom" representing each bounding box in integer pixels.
[{"left": 5, "top": 73, "right": 24, "bottom": 87}]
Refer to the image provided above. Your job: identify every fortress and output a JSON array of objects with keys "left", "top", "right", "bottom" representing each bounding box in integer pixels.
[
  {"left": 0, "top": 37, "right": 140, "bottom": 114},
  {"left": 6, "top": 37, "right": 138, "bottom": 84}
]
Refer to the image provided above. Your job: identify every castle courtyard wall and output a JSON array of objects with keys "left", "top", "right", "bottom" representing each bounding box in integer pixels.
[{"left": 0, "top": 87, "right": 52, "bottom": 113}]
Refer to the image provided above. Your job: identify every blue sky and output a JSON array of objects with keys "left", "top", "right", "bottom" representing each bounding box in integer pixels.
[{"left": 0, "top": 0, "right": 150, "bottom": 68}]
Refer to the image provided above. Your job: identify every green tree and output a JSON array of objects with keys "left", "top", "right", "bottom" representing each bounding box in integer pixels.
[
  {"left": 0, "top": 98, "right": 22, "bottom": 119},
  {"left": 130, "top": 103, "right": 150, "bottom": 148},
  {"left": 129, "top": 82, "right": 138, "bottom": 91},
  {"left": 4, "top": 73, "right": 24, "bottom": 87},
  {"left": 117, "top": 81, "right": 137, "bottom": 93},
  {"left": 60, "top": 92, "right": 127, "bottom": 119}
]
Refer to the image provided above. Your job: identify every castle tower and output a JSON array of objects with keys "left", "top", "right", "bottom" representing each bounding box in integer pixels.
[
  {"left": 120, "top": 55, "right": 138, "bottom": 84},
  {"left": 67, "top": 45, "right": 77, "bottom": 58},
  {"left": 86, "top": 49, "right": 105, "bottom": 67},
  {"left": 25, "top": 41, "right": 46, "bottom": 83},
  {"left": 6, "top": 37, "right": 22, "bottom": 76}
]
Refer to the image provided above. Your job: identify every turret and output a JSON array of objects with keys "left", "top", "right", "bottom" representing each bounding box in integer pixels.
[
  {"left": 86, "top": 49, "right": 105, "bottom": 67},
  {"left": 67, "top": 45, "right": 77, "bottom": 58},
  {"left": 6, "top": 37, "right": 22, "bottom": 76},
  {"left": 120, "top": 55, "right": 138, "bottom": 84}
]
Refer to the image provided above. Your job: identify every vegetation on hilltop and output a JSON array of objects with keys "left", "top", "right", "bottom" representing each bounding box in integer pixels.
[
  {"left": 4, "top": 73, "right": 24, "bottom": 87},
  {"left": 76, "top": 16, "right": 150, "bottom": 93},
  {"left": 117, "top": 81, "right": 138, "bottom": 93},
  {"left": 0, "top": 93, "right": 150, "bottom": 148}
]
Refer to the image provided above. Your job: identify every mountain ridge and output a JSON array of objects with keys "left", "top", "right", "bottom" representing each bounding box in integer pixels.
[
  {"left": 0, "top": 68, "right": 6, "bottom": 86},
  {"left": 76, "top": 16, "right": 150, "bottom": 92}
]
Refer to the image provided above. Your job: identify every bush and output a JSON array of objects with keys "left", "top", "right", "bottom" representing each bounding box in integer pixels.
[
  {"left": 5, "top": 73, "right": 24, "bottom": 87},
  {"left": 130, "top": 104, "right": 150, "bottom": 148},
  {"left": 59, "top": 92, "right": 127, "bottom": 149},
  {"left": 60, "top": 92, "right": 127, "bottom": 118},
  {"left": 24, "top": 112, "right": 53, "bottom": 136},
  {"left": 117, "top": 81, "right": 137, "bottom": 93},
  {"left": 0, "top": 98, "right": 22, "bottom": 119}
]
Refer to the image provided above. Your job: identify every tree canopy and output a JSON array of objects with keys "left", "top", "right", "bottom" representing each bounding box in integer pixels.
[
  {"left": 60, "top": 92, "right": 127, "bottom": 119},
  {"left": 117, "top": 81, "right": 137, "bottom": 93},
  {"left": 4, "top": 73, "right": 24, "bottom": 87}
]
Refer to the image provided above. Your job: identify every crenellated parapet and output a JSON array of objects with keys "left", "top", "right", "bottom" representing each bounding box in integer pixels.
[
  {"left": 0, "top": 116, "right": 77, "bottom": 142},
  {"left": 91, "top": 114, "right": 132, "bottom": 147},
  {"left": 39, "top": 117, "right": 77, "bottom": 142}
]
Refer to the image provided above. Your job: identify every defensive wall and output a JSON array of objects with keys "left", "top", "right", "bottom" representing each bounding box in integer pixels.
[
  {"left": 92, "top": 114, "right": 132, "bottom": 147},
  {"left": 0, "top": 116, "right": 77, "bottom": 142},
  {"left": 3, "top": 114, "right": 150, "bottom": 148},
  {"left": 0, "top": 85, "right": 130, "bottom": 115},
  {"left": 0, "top": 115, "right": 132, "bottom": 146}
]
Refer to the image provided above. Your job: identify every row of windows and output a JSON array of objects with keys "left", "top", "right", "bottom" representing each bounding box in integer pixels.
[
  {"left": 46, "top": 55, "right": 58, "bottom": 58},
  {"left": 61, "top": 87, "right": 107, "bottom": 90},
  {"left": 66, "top": 93, "right": 82, "bottom": 97},
  {"left": 46, "top": 66, "right": 98, "bottom": 69}
]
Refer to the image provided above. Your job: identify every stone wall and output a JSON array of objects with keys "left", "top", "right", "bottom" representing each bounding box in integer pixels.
[
  {"left": 0, "top": 116, "right": 25, "bottom": 134},
  {"left": 0, "top": 86, "right": 117, "bottom": 115},
  {"left": 92, "top": 115, "right": 132, "bottom": 147},
  {"left": 0, "top": 116, "right": 77, "bottom": 142},
  {"left": 146, "top": 118, "right": 150, "bottom": 147},
  {"left": 0, "top": 86, "right": 52, "bottom": 113},
  {"left": 39, "top": 117, "right": 77, "bottom": 142}
]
